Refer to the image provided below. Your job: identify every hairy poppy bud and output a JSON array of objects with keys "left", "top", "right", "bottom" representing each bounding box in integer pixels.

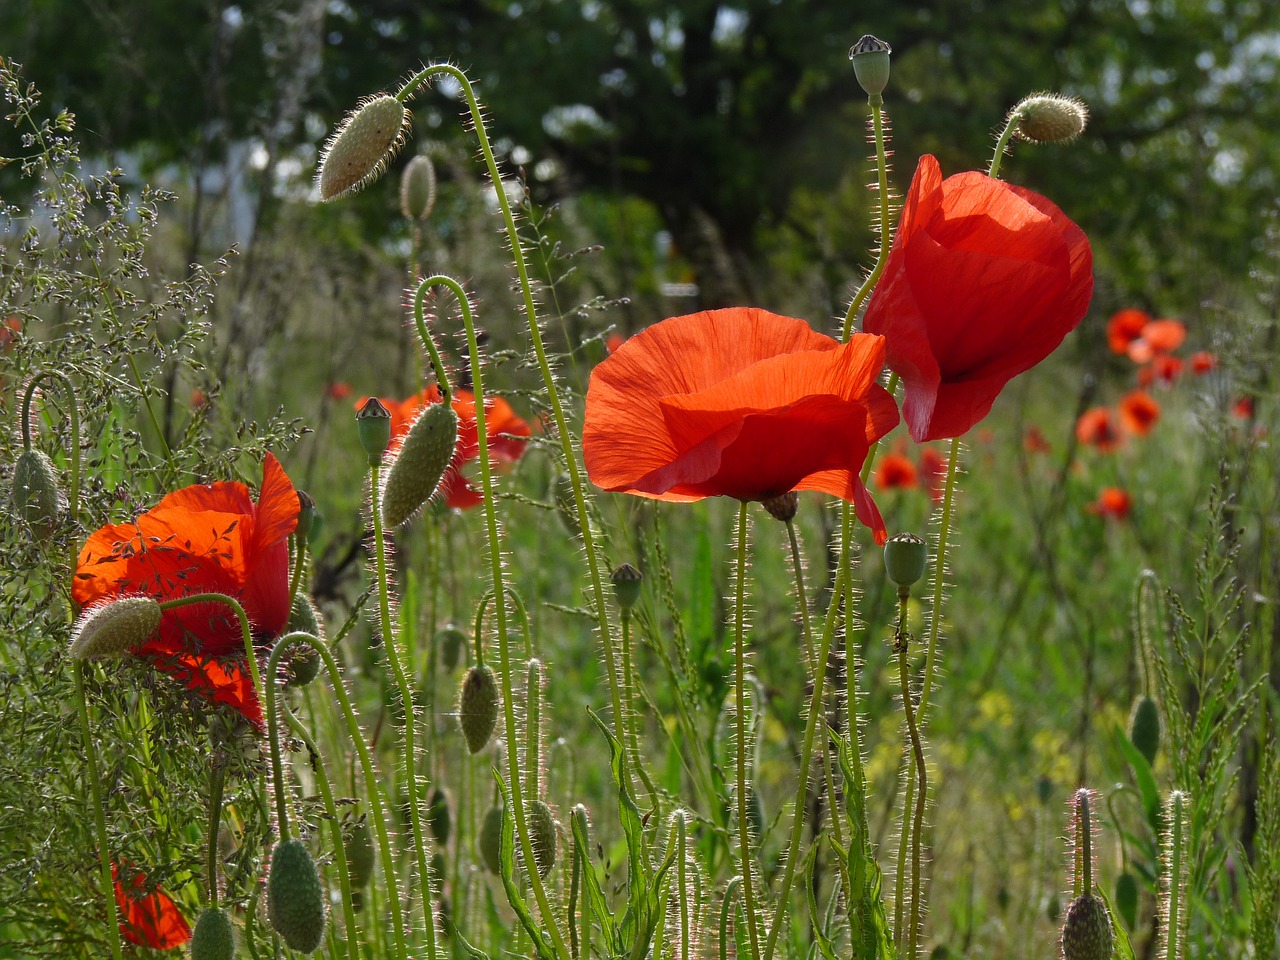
[
  {"left": 381, "top": 399, "right": 458, "bottom": 528},
  {"left": 11, "top": 448, "right": 61, "bottom": 539},
  {"left": 849, "top": 34, "right": 892, "bottom": 98},
  {"left": 1060, "top": 894, "right": 1113, "bottom": 960},
  {"left": 69, "top": 596, "right": 162, "bottom": 659},
  {"left": 478, "top": 804, "right": 504, "bottom": 874},
  {"left": 427, "top": 786, "right": 451, "bottom": 844},
  {"left": 190, "top": 906, "right": 236, "bottom": 960},
  {"left": 356, "top": 398, "right": 393, "bottom": 466},
  {"left": 458, "top": 664, "right": 500, "bottom": 754},
  {"left": 436, "top": 624, "right": 467, "bottom": 671},
  {"left": 318, "top": 94, "right": 411, "bottom": 201},
  {"left": 529, "top": 799, "right": 558, "bottom": 879},
  {"left": 884, "top": 532, "right": 928, "bottom": 590},
  {"left": 267, "top": 840, "right": 326, "bottom": 954},
  {"left": 1012, "top": 93, "right": 1088, "bottom": 144},
  {"left": 610, "top": 563, "right": 643, "bottom": 611},
  {"left": 1128, "top": 695, "right": 1160, "bottom": 765},
  {"left": 344, "top": 818, "right": 376, "bottom": 892},
  {"left": 400, "top": 154, "right": 437, "bottom": 220}
]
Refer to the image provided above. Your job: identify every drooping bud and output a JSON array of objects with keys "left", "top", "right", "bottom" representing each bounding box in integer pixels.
[
  {"left": 426, "top": 786, "right": 451, "bottom": 845},
  {"left": 381, "top": 400, "right": 459, "bottom": 527},
  {"left": 610, "top": 563, "right": 643, "bottom": 612},
  {"left": 528, "top": 799, "right": 558, "bottom": 879},
  {"left": 849, "top": 35, "right": 892, "bottom": 98},
  {"left": 478, "top": 804, "right": 504, "bottom": 874},
  {"left": 190, "top": 906, "right": 236, "bottom": 960},
  {"left": 436, "top": 624, "right": 467, "bottom": 671},
  {"left": 1113, "top": 871, "right": 1139, "bottom": 931},
  {"left": 344, "top": 817, "right": 376, "bottom": 893},
  {"left": 1128, "top": 695, "right": 1160, "bottom": 765},
  {"left": 761, "top": 491, "right": 798, "bottom": 522},
  {"left": 458, "top": 664, "right": 500, "bottom": 754},
  {"left": 318, "top": 94, "right": 411, "bottom": 201},
  {"left": 400, "top": 154, "right": 438, "bottom": 220},
  {"left": 267, "top": 839, "right": 327, "bottom": 954},
  {"left": 356, "top": 397, "right": 393, "bottom": 466},
  {"left": 884, "top": 532, "right": 928, "bottom": 590},
  {"left": 69, "top": 596, "right": 162, "bottom": 659},
  {"left": 1011, "top": 93, "right": 1089, "bottom": 144},
  {"left": 11, "top": 448, "right": 62, "bottom": 539}
]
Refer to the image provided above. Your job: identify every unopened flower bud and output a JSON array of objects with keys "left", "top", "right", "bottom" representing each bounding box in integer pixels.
[
  {"left": 381, "top": 400, "right": 459, "bottom": 527},
  {"left": 356, "top": 397, "right": 392, "bottom": 466},
  {"left": 400, "top": 154, "right": 438, "bottom": 220},
  {"left": 11, "top": 448, "right": 62, "bottom": 540},
  {"left": 318, "top": 94, "right": 411, "bottom": 201},
  {"left": 849, "top": 35, "right": 892, "bottom": 98},
  {"left": 883, "top": 532, "right": 927, "bottom": 590},
  {"left": 69, "top": 597, "right": 162, "bottom": 659},
  {"left": 1011, "top": 93, "right": 1088, "bottom": 144}
]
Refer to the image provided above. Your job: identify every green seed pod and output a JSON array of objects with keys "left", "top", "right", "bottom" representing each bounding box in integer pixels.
[
  {"left": 610, "top": 563, "right": 643, "bottom": 612},
  {"left": 884, "top": 532, "right": 928, "bottom": 590},
  {"left": 11, "top": 448, "right": 61, "bottom": 539},
  {"left": 400, "top": 154, "right": 438, "bottom": 220},
  {"left": 552, "top": 472, "right": 580, "bottom": 537},
  {"left": 68, "top": 596, "right": 162, "bottom": 659},
  {"left": 1114, "top": 871, "right": 1139, "bottom": 931},
  {"left": 458, "top": 664, "right": 500, "bottom": 754},
  {"left": 318, "top": 93, "right": 411, "bottom": 201},
  {"left": 426, "top": 786, "right": 451, "bottom": 845},
  {"left": 1060, "top": 893, "right": 1113, "bottom": 960},
  {"left": 528, "top": 799, "right": 558, "bottom": 879},
  {"left": 1012, "top": 93, "right": 1089, "bottom": 144},
  {"left": 849, "top": 34, "right": 892, "bottom": 98},
  {"left": 267, "top": 839, "right": 326, "bottom": 954},
  {"left": 1128, "top": 695, "right": 1160, "bottom": 766},
  {"left": 436, "top": 624, "right": 467, "bottom": 671},
  {"left": 189, "top": 906, "right": 236, "bottom": 960},
  {"left": 478, "top": 804, "right": 504, "bottom": 875},
  {"left": 295, "top": 490, "right": 318, "bottom": 545},
  {"left": 381, "top": 401, "right": 459, "bottom": 528},
  {"left": 344, "top": 818, "right": 376, "bottom": 891},
  {"left": 356, "top": 397, "right": 392, "bottom": 466}
]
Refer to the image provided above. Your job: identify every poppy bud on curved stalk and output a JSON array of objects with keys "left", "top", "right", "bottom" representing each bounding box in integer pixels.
[
  {"left": 458, "top": 664, "right": 500, "bottom": 754},
  {"left": 381, "top": 400, "right": 459, "bottom": 528},
  {"left": 317, "top": 94, "right": 411, "bottom": 201},
  {"left": 10, "top": 448, "right": 62, "bottom": 540},
  {"left": 189, "top": 907, "right": 236, "bottom": 960},
  {"left": 1011, "top": 93, "right": 1089, "bottom": 144},
  {"left": 400, "top": 154, "right": 438, "bottom": 220},
  {"left": 849, "top": 34, "right": 892, "bottom": 98},
  {"left": 436, "top": 623, "right": 467, "bottom": 671},
  {"left": 528, "top": 799, "right": 558, "bottom": 879},
  {"left": 478, "top": 804, "right": 504, "bottom": 874},
  {"left": 267, "top": 839, "right": 326, "bottom": 954},
  {"left": 69, "top": 596, "right": 162, "bottom": 659}
]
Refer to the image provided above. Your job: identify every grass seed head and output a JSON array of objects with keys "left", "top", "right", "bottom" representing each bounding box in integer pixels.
[{"left": 318, "top": 94, "right": 410, "bottom": 201}]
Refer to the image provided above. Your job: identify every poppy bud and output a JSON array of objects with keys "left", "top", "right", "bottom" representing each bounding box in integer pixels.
[
  {"left": 190, "top": 906, "right": 236, "bottom": 960},
  {"left": 849, "top": 34, "right": 892, "bottom": 98},
  {"left": 381, "top": 400, "right": 459, "bottom": 527},
  {"left": 1060, "top": 894, "right": 1113, "bottom": 960},
  {"left": 287, "top": 594, "right": 323, "bottom": 639},
  {"left": 1114, "top": 871, "right": 1139, "bottom": 931},
  {"left": 318, "top": 94, "right": 411, "bottom": 201},
  {"left": 458, "top": 664, "right": 500, "bottom": 754},
  {"left": 11, "top": 448, "right": 61, "bottom": 539},
  {"left": 356, "top": 398, "right": 393, "bottom": 466},
  {"left": 69, "top": 596, "right": 162, "bottom": 659},
  {"left": 436, "top": 624, "right": 467, "bottom": 671},
  {"left": 761, "top": 491, "right": 798, "bottom": 522},
  {"left": 295, "top": 491, "right": 317, "bottom": 545},
  {"left": 427, "top": 786, "right": 451, "bottom": 844},
  {"left": 528, "top": 799, "right": 558, "bottom": 879},
  {"left": 610, "top": 563, "right": 643, "bottom": 611},
  {"left": 478, "top": 804, "right": 504, "bottom": 874},
  {"left": 400, "top": 154, "right": 437, "bottom": 220},
  {"left": 883, "top": 532, "right": 928, "bottom": 591},
  {"left": 344, "top": 818, "right": 376, "bottom": 892},
  {"left": 1011, "top": 93, "right": 1089, "bottom": 144},
  {"left": 267, "top": 839, "right": 326, "bottom": 954},
  {"left": 1128, "top": 695, "right": 1160, "bottom": 765}
]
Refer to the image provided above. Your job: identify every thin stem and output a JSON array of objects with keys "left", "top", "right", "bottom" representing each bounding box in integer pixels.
[
  {"left": 619, "top": 610, "right": 657, "bottom": 803},
  {"left": 843, "top": 96, "right": 894, "bottom": 341},
  {"left": 732, "top": 501, "right": 762, "bottom": 960},
  {"left": 75, "top": 665, "right": 124, "bottom": 960},
  {"left": 919, "top": 435, "right": 961, "bottom": 714},
  {"left": 1164, "top": 791, "right": 1185, "bottom": 960},
  {"left": 525, "top": 659, "right": 542, "bottom": 799},
  {"left": 988, "top": 110, "right": 1023, "bottom": 179},
  {"left": 206, "top": 758, "right": 225, "bottom": 907},
  {"left": 370, "top": 461, "right": 438, "bottom": 959},
  {"left": 410, "top": 278, "right": 454, "bottom": 401},
  {"left": 676, "top": 814, "right": 691, "bottom": 960},
  {"left": 287, "top": 535, "right": 307, "bottom": 612},
  {"left": 896, "top": 596, "right": 927, "bottom": 960}
]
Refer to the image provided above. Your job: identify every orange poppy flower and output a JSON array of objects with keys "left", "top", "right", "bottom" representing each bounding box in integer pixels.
[
  {"left": 606, "top": 332, "right": 626, "bottom": 355},
  {"left": 863, "top": 154, "right": 1093, "bottom": 442},
  {"left": 1126, "top": 318, "right": 1186, "bottom": 364},
  {"left": 112, "top": 863, "right": 192, "bottom": 950},
  {"left": 1075, "top": 407, "right": 1122, "bottom": 452},
  {"left": 918, "top": 445, "right": 950, "bottom": 503},
  {"left": 1232, "top": 395, "right": 1254, "bottom": 420},
  {"left": 1189, "top": 351, "right": 1217, "bottom": 375},
  {"left": 1088, "top": 487, "right": 1132, "bottom": 520},
  {"left": 1106, "top": 309, "right": 1150, "bottom": 355},
  {"left": 875, "top": 452, "right": 919, "bottom": 490},
  {"left": 1119, "top": 389, "right": 1160, "bottom": 436},
  {"left": 369, "top": 386, "right": 531, "bottom": 510},
  {"left": 1023, "top": 425, "right": 1052, "bottom": 454},
  {"left": 327, "top": 381, "right": 354, "bottom": 401},
  {"left": 583, "top": 307, "right": 899, "bottom": 543},
  {"left": 73, "top": 454, "right": 299, "bottom": 726}
]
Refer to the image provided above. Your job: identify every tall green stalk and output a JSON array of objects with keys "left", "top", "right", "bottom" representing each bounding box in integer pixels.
[{"left": 731, "top": 502, "right": 763, "bottom": 960}]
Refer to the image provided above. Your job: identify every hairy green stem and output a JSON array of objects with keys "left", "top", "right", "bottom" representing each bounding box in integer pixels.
[
  {"left": 843, "top": 95, "right": 894, "bottom": 340},
  {"left": 1164, "top": 791, "right": 1185, "bottom": 960},
  {"left": 896, "top": 595, "right": 927, "bottom": 960},
  {"left": 988, "top": 110, "right": 1023, "bottom": 180},
  {"left": 206, "top": 758, "right": 225, "bottom": 906},
  {"left": 74, "top": 665, "right": 123, "bottom": 960},
  {"left": 732, "top": 502, "right": 762, "bottom": 960}
]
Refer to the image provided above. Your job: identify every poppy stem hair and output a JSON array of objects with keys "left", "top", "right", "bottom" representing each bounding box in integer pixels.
[
  {"left": 411, "top": 276, "right": 454, "bottom": 401},
  {"left": 843, "top": 90, "right": 895, "bottom": 341},
  {"left": 989, "top": 107, "right": 1024, "bottom": 179},
  {"left": 205, "top": 757, "right": 225, "bottom": 907}
]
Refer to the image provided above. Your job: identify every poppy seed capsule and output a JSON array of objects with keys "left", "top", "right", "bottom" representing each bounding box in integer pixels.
[
  {"left": 529, "top": 799, "right": 558, "bottom": 879},
  {"left": 190, "top": 906, "right": 236, "bottom": 960},
  {"left": 458, "top": 664, "right": 500, "bottom": 754},
  {"left": 69, "top": 596, "right": 162, "bottom": 659},
  {"left": 478, "top": 804, "right": 504, "bottom": 874},
  {"left": 267, "top": 839, "right": 327, "bottom": 954},
  {"left": 610, "top": 563, "right": 643, "bottom": 611},
  {"left": 400, "top": 154, "right": 438, "bottom": 220},
  {"left": 1128, "top": 695, "right": 1160, "bottom": 765},
  {"left": 1060, "top": 893, "right": 1113, "bottom": 960},
  {"left": 11, "top": 448, "right": 61, "bottom": 539},
  {"left": 883, "top": 532, "right": 928, "bottom": 590},
  {"left": 318, "top": 93, "right": 410, "bottom": 201},
  {"left": 761, "top": 491, "right": 798, "bottom": 522},
  {"left": 356, "top": 397, "right": 393, "bottom": 466},
  {"left": 381, "top": 401, "right": 459, "bottom": 528},
  {"left": 849, "top": 34, "right": 892, "bottom": 97},
  {"left": 1013, "top": 93, "right": 1089, "bottom": 144}
]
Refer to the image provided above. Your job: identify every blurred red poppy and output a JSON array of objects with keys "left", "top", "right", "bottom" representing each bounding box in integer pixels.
[
  {"left": 0, "top": 315, "right": 21, "bottom": 351},
  {"left": 919, "top": 445, "right": 950, "bottom": 503},
  {"left": 1106, "top": 309, "right": 1150, "bottom": 355},
  {"left": 369, "top": 386, "right": 531, "bottom": 510},
  {"left": 1189, "top": 351, "right": 1217, "bottom": 375},
  {"left": 1232, "top": 395, "right": 1254, "bottom": 420},
  {"left": 1023, "top": 425, "right": 1052, "bottom": 454},
  {"left": 327, "top": 381, "right": 354, "bottom": 401},
  {"left": 583, "top": 307, "right": 899, "bottom": 543},
  {"left": 1088, "top": 487, "right": 1132, "bottom": 520},
  {"left": 1136, "top": 353, "right": 1184, "bottom": 388},
  {"left": 112, "top": 863, "right": 192, "bottom": 950},
  {"left": 606, "top": 332, "right": 626, "bottom": 355},
  {"left": 73, "top": 454, "right": 299, "bottom": 726},
  {"left": 1076, "top": 407, "right": 1122, "bottom": 452},
  {"left": 863, "top": 154, "right": 1093, "bottom": 442},
  {"left": 875, "top": 452, "right": 919, "bottom": 490},
  {"left": 1126, "top": 318, "right": 1186, "bottom": 364},
  {"left": 1119, "top": 389, "right": 1160, "bottom": 436}
]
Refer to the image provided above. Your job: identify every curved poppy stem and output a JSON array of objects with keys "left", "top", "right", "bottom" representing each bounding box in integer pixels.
[
  {"left": 155, "top": 592, "right": 260, "bottom": 706},
  {"left": 73, "top": 664, "right": 124, "bottom": 960},
  {"left": 400, "top": 67, "right": 626, "bottom": 797},
  {"left": 731, "top": 501, "right": 763, "bottom": 960},
  {"left": 287, "top": 535, "right": 307, "bottom": 613},
  {"left": 206, "top": 757, "right": 225, "bottom": 907},
  {"left": 21, "top": 369, "right": 81, "bottom": 519},
  {"left": 843, "top": 95, "right": 894, "bottom": 341},
  {"left": 895, "top": 595, "right": 928, "bottom": 960},
  {"left": 988, "top": 111, "right": 1023, "bottom": 179},
  {"left": 472, "top": 585, "right": 535, "bottom": 665},
  {"left": 418, "top": 272, "right": 569, "bottom": 960},
  {"left": 410, "top": 277, "right": 454, "bottom": 402},
  {"left": 368, "top": 462, "right": 439, "bottom": 960}
]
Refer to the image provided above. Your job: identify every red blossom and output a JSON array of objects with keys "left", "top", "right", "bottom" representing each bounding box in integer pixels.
[
  {"left": 1076, "top": 407, "right": 1123, "bottom": 452},
  {"left": 875, "top": 452, "right": 919, "bottom": 490},
  {"left": 863, "top": 154, "right": 1093, "bottom": 442},
  {"left": 327, "top": 381, "right": 354, "bottom": 400},
  {"left": 1126, "top": 318, "right": 1186, "bottom": 364},
  {"left": 112, "top": 863, "right": 192, "bottom": 950},
  {"left": 1189, "top": 351, "right": 1217, "bottom": 375},
  {"left": 1023, "top": 425, "right": 1052, "bottom": 454},
  {"left": 1119, "top": 389, "right": 1161, "bottom": 436},
  {"left": 919, "top": 445, "right": 950, "bottom": 503},
  {"left": 1106, "top": 309, "right": 1150, "bottom": 355},
  {"left": 1088, "top": 486, "right": 1132, "bottom": 520}
]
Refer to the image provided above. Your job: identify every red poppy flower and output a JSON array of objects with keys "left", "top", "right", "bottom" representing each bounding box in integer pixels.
[
  {"left": 73, "top": 454, "right": 298, "bottom": 726},
  {"left": 1189, "top": 351, "right": 1217, "bottom": 375},
  {"left": 606, "top": 332, "right": 626, "bottom": 355},
  {"left": 1126, "top": 318, "right": 1186, "bottom": 364},
  {"left": 327, "top": 381, "right": 354, "bottom": 401},
  {"left": 368, "top": 386, "right": 531, "bottom": 510},
  {"left": 1232, "top": 395, "right": 1254, "bottom": 420},
  {"left": 875, "top": 452, "right": 919, "bottom": 490},
  {"left": 1088, "top": 487, "right": 1132, "bottom": 521},
  {"left": 862, "top": 154, "right": 1093, "bottom": 442},
  {"left": 1075, "top": 407, "right": 1122, "bottom": 452},
  {"left": 583, "top": 307, "right": 899, "bottom": 543},
  {"left": 112, "top": 863, "right": 192, "bottom": 950},
  {"left": 918, "top": 445, "right": 950, "bottom": 503},
  {"left": 1107, "top": 309, "right": 1150, "bottom": 355},
  {"left": 1119, "top": 389, "right": 1160, "bottom": 436},
  {"left": 1023, "top": 425, "right": 1052, "bottom": 454}
]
